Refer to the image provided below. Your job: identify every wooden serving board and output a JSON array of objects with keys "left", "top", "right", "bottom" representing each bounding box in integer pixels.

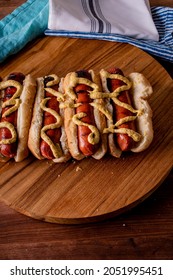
[{"left": 0, "top": 37, "right": 172, "bottom": 224}]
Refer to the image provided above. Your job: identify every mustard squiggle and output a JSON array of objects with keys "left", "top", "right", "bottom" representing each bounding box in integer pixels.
[
  {"left": 72, "top": 113, "right": 100, "bottom": 145},
  {"left": 66, "top": 72, "right": 100, "bottom": 100},
  {"left": 40, "top": 75, "right": 63, "bottom": 158},
  {"left": 65, "top": 70, "right": 142, "bottom": 143},
  {"left": 104, "top": 126, "right": 141, "bottom": 142},
  {"left": 0, "top": 80, "right": 22, "bottom": 144},
  {"left": 99, "top": 70, "right": 142, "bottom": 141},
  {"left": 0, "top": 122, "right": 17, "bottom": 144},
  {"left": 0, "top": 80, "right": 22, "bottom": 118}
]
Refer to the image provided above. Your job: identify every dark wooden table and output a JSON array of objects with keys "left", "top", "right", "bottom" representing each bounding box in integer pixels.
[{"left": 0, "top": 0, "right": 172, "bottom": 260}]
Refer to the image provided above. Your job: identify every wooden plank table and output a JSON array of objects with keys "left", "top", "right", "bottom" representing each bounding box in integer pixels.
[{"left": 0, "top": 0, "right": 172, "bottom": 260}]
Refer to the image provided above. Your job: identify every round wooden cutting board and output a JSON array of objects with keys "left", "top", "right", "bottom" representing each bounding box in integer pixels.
[{"left": 0, "top": 37, "right": 172, "bottom": 224}]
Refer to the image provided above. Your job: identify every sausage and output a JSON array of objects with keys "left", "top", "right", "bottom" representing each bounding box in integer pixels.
[
  {"left": 107, "top": 67, "right": 136, "bottom": 151},
  {"left": 0, "top": 72, "right": 25, "bottom": 158},
  {"left": 75, "top": 70, "right": 99, "bottom": 156},
  {"left": 40, "top": 76, "right": 61, "bottom": 159}
]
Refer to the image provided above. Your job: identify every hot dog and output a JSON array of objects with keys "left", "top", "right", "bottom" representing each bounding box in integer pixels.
[
  {"left": 75, "top": 70, "right": 100, "bottom": 156},
  {"left": 0, "top": 68, "right": 153, "bottom": 163},
  {"left": 107, "top": 67, "right": 136, "bottom": 151},
  {"left": 28, "top": 74, "right": 71, "bottom": 163},
  {"left": 0, "top": 72, "right": 36, "bottom": 162},
  {"left": 100, "top": 68, "right": 153, "bottom": 156},
  {"left": 63, "top": 70, "right": 107, "bottom": 160}
]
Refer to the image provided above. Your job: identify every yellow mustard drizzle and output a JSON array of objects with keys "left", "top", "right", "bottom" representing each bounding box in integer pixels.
[
  {"left": 90, "top": 101, "right": 141, "bottom": 142},
  {"left": 45, "top": 88, "right": 64, "bottom": 102},
  {"left": 72, "top": 113, "right": 100, "bottom": 145},
  {"left": 0, "top": 80, "right": 22, "bottom": 118},
  {"left": 40, "top": 75, "right": 63, "bottom": 158},
  {"left": 103, "top": 125, "right": 141, "bottom": 142},
  {"left": 90, "top": 102, "right": 112, "bottom": 121},
  {"left": 0, "top": 80, "right": 22, "bottom": 144},
  {"left": 65, "top": 70, "right": 142, "bottom": 144},
  {"left": 59, "top": 102, "right": 82, "bottom": 109},
  {"left": 99, "top": 70, "right": 142, "bottom": 142},
  {"left": 65, "top": 72, "right": 101, "bottom": 145},
  {"left": 45, "top": 74, "right": 60, "bottom": 87},
  {"left": 0, "top": 122, "right": 17, "bottom": 144},
  {"left": 44, "top": 75, "right": 64, "bottom": 102},
  {"left": 66, "top": 72, "right": 100, "bottom": 100}
]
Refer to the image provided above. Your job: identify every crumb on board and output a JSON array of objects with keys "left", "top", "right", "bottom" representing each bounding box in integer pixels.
[
  {"left": 46, "top": 160, "right": 53, "bottom": 166},
  {"left": 76, "top": 166, "right": 82, "bottom": 172}
]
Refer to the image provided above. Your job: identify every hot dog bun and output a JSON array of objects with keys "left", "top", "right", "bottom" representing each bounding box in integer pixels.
[
  {"left": 28, "top": 75, "right": 71, "bottom": 163},
  {"left": 0, "top": 68, "right": 154, "bottom": 163},
  {"left": 63, "top": 70, "right": 107, "bottom": 160},
  {"left": 0, "top": 74, "right": 36, "bottom": 162},
  {"left": 128, "top": 72, "right": 153, "bottom": 152},
  {"left": 27, "top": 77, "right": 44, "bottom": 160},
  {"left": 99, "top": 69, "right": 122, "bottom": 158},
  {"left": 15, "top": 74, "right": 37, "bottom": 162},
  {"left": 63, "top": 72, "right": 82, "bottom": 160},
  {"left": 99, "top": 69, "right": 153, "bottom": 157}
]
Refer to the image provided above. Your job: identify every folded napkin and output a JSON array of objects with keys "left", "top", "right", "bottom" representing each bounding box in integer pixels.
[
  {"left": 46, "top": 0, "right": 173, "bottom": 62},
  {"left": 48, "top": 0, "right": 159, "bottom": 41},
  {"left": 0, "top": 0, "right": 173, "bottom": 63},
  {"left": 0, "top": 0, "right": 48, "bottom": 63}
]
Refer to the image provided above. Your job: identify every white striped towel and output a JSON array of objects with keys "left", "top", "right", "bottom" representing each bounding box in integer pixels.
[
  {"left": 47, "top": 0, "right": 159, "bottom": 40},
  {"left": 0, "top": 0, "right": 172, "bottom": 63},
  {"left": 45, "top": 1, "right": 173, "bottom": 62}
]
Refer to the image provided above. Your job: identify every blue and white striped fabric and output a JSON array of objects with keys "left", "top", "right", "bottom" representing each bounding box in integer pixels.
[
  {"left": 0, "top": 0, "right": 172, "bottom": 63},
  {"left": 47, "top": 0, "right": 159, "bottom": 41},
  {"left": 45, "top": 6, "right": 173, "bottom": 63}
]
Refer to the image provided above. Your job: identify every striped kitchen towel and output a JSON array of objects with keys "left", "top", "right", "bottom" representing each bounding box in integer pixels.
[
  {"left": 45, "top": 1, "right": 173, "bottom": 63},
  {"left": 0, "top": 0, "right": 173, "bottom": 63},
  {"left": 47, "top": 0, "right": 159, "bottom": 41}
]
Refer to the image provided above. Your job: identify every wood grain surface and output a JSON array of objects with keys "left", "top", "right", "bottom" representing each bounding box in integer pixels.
[
  {"left": 0, "top": 0, "right": 173, "bottom": 260},
  {"left": 0, "top": 37, "right": 172, "bottom": 224}
]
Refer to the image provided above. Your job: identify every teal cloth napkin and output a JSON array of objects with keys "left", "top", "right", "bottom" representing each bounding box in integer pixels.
[{"left": 0, "top": 0, "right": 48, "bottom": 62}]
